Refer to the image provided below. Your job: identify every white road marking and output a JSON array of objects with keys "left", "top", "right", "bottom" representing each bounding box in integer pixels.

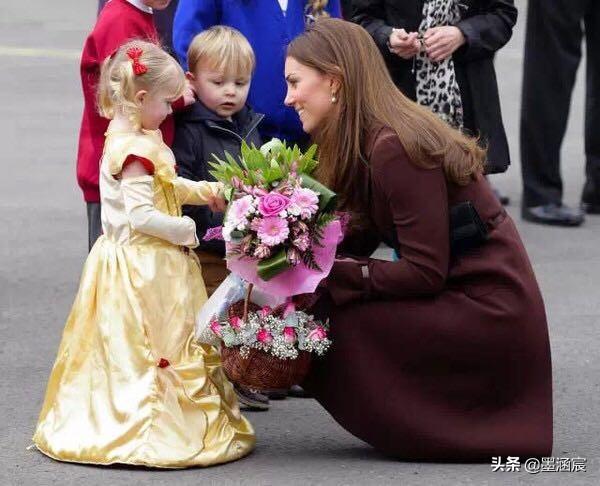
[{"left": 0, "top": 45, "right": 80, "bottom": 60}]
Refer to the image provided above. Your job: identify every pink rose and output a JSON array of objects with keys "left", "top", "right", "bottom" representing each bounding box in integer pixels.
[
  {"left": 258, "top": 192, "right": 290, "bottom": 217},
  {"left": 210, "top": 320, "right": 223, "bottom": 337},
  {"left": 229, "top": 316, "right": 243, "bottom": 330},
  {"left": 307, "top": 325, "right": 327, "bottom": 341},
  {"left": 283, "top": 326, "right": 297, "bottom": 344},
  {"left": 256, "top": 328, "right": 273, "bottom": 343},
  {"left": 258, "top": 306, "right": 272, "bottom": 318}
]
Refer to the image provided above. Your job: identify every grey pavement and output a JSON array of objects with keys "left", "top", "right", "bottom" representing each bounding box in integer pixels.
[{"left": 1, "top": 1, "right": 599, "bottom": 485}]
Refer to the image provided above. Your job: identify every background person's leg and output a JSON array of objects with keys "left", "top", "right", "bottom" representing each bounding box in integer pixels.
[
  {"left": 520, "top": 0, "right": 585, "bottom": 209},
  {"left": 582, "top": 0, "right": 600, "bottom": 213},
  {"left": 87, "top": 202, "right": 102, "bottom": 251}
]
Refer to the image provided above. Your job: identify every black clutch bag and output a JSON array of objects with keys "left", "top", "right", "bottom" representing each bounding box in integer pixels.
[{"left": 449, "top": 201, "right": 489, "bottom": 256}]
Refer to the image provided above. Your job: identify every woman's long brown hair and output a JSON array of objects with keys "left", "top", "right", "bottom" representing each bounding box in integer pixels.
[{"left": 287, "top": 18, "right": 486, "bottom": 216}]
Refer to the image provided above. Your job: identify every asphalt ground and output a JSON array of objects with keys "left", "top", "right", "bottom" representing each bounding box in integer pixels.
[{"left": 1, "top": 1, "right": 599, "bottom": 485}]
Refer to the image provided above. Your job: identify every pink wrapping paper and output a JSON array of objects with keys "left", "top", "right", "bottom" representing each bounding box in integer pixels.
[{"left": 226, "top": 220, "right": 343, "bottom": 297}]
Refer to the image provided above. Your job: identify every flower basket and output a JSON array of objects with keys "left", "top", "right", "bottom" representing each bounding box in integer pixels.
[
  {"left": 216, "top": 286, "right": 324, "bottom": 391},
  {"left": 221, "top": 346, "right": 311, "bottom": 391}
]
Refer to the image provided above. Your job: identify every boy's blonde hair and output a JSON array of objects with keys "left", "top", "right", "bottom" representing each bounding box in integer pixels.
[
  {"left": 187, "top": 26, "right": 255, "bottom": 77},
  {"left": 98, "top": 40, "right": 185, "bottom": 127}
]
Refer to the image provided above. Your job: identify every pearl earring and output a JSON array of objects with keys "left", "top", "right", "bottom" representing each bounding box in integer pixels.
[{"left": 331, "top": 93, "right": 338, "bottom": 104}]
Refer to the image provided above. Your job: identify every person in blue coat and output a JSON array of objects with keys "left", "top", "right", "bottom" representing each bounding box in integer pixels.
[{"left": 173, "top": 0, "right": 341, "bottom": 146}]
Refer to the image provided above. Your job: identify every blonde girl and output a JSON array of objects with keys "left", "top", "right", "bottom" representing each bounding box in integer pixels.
[{"left": 32, "top": 40, "right": 255, "bottom": 468}]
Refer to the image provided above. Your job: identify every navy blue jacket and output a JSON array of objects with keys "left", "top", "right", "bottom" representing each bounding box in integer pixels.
[
  {"left": 173, "top": 101, "right": 264, "bottom": 254},
  {"left": 173, "top": 0, "right": 341, "bottom": 144}
]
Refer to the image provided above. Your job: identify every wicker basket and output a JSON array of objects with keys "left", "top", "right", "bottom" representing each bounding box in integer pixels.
[{"left": 219, "top": 288, "right": 312, "bottom": 391}]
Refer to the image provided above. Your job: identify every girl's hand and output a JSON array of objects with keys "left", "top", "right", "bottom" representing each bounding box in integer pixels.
[
  {"left": 388, "top": 28, "right": 420, "bottom": 59},
  {"left": 182, "top": 80, "right": 196, "bottom": 107},
  {"left": 424, "top": 26, "right": 465, "bottom": 62},
  {"left": 208, "top": 195, "right": 227, "bottom": 213}
]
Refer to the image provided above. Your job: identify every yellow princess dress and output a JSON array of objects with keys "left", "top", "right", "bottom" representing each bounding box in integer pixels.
[{"left": 33, "top": 127, "right": 255, "bottom": 468}]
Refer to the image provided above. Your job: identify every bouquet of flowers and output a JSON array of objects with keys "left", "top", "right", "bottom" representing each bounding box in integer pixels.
[
  {"left": 198, "top": 140, "right": 341, "bottom": 389},
  {"left": 207, "top": 139, "right": 342, "bottom": 296}
]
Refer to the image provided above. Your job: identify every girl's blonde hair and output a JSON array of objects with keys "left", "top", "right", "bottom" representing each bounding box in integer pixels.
[
  {"left": 287, "top": 19, "right": 486, "bottom": 222},
  {"left": 307, "top": 0, "right": 330, "bottom": 18},
  {"left": 187, "top": 26, "right": 255, "bottom": 77},
  {"left": 98, "top": 39, "right": 185, "bottom": 127}
]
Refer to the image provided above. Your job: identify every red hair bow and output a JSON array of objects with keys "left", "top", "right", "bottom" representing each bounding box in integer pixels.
[{"left": 126, "top": 47, "right": 147, "bottom": 76}]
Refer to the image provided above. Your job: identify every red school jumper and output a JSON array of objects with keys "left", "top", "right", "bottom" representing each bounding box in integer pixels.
[{"left": 77, "top": 0, "right": 175, "bottom": 203}]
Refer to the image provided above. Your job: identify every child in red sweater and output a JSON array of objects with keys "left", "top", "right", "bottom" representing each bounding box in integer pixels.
[{"left": 78, "top": 0, "right": 187, "bottom": 250}]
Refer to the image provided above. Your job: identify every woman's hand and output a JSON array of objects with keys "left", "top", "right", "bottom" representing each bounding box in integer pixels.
[
  {"left": 388, "top": 28, "right": 420, "bottom": 59},
  {"left": 423, "top": 26, "right": 466, "bottom": 62},
  {"left": 181, "top": 80, "right": 196, "bottom": 107},
  {"left": 335, "top": 257, "right": 362, "bottom": 264}
]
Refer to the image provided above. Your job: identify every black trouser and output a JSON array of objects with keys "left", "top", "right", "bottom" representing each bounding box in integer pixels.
[
  {"left": 520, "top": 0, "right": 600, "bottom": 207},
  {"left": 87, "top": 202, "right": 102, "bottom": 252}
]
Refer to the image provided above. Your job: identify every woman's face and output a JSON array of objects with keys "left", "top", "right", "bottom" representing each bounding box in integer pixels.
[{"left": 284, "top": 57, "right": 337, "bottom": 134}]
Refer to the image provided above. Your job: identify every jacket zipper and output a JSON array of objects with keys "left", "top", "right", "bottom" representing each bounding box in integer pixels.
[{"left": 207, "top": 114, "right": 264, "bottom": 143}]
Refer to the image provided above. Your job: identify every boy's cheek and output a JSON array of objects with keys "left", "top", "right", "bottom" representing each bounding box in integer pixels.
[{"left": 239, "top": 86, "right": 251, "bottom": 104}]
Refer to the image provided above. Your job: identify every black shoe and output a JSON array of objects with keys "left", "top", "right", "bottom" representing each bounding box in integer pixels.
[
  {"left": 234, "top": 383, "right": 270, "bottom": 411},
  {"left": 288, "top": 384, "right": 312, "bottom": 398},
  {"left": 581, "top": 201, "right": 600, "bottom": 215},
  {"left": 492, "top": 187, "right": 510, "bottom": 206},
  {"left": 522, "top": 203, "right": 584, "bottom": 227},
  {"left": 265, "top": 389, "right": 288, "bottom": 400}
]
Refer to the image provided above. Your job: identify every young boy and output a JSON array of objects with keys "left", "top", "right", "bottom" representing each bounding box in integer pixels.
[{"left": 172, "top": 26, "right": 267, "bottom": 410}]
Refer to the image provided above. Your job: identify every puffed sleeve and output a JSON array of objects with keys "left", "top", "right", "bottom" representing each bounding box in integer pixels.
[
  {"left": 326, "top": 130, "right": 450, "bottom": 305},
  {"left": 107, "top": 134, "right": 159, "bottom": 177}
]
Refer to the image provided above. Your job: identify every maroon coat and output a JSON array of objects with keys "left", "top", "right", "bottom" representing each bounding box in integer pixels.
[{"left": 304, "top": 125, "right": 553, "bottom": 460}]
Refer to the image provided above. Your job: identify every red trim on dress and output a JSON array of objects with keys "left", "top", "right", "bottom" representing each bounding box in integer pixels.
[{"left": 122, "top": 154, "right": 155, "bottom": 175}]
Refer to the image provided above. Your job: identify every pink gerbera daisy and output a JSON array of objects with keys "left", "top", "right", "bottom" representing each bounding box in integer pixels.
[
  {"left": 257, "top": 217, "right": 289, "bottom": 246},
  {"left": 290, "top": 187, "right": 319, "bottom": 219}
]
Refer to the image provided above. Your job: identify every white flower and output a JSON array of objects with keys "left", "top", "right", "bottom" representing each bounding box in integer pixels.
[
  {"left": 222, "top": 222, "right": 235, "bottom": 242},
  {"left": 260, "top": 138, "right": 284, "bottom": 157}
]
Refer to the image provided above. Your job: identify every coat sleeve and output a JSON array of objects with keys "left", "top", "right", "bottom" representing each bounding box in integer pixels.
[
  {"left": 454, "top": 0, "right": 517, "bottom": 62},
  {"left": 326, "top": 131, "right": 450, "bottom": 305},
  {"left": 173, "top": 0, "right": 222, "bottom": 69},
  {"left": 351, "top": 0, "right": 395, "bottom": 52},
  {"left": 172, "top": 124, "right": 226, "bottom": 252}
]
